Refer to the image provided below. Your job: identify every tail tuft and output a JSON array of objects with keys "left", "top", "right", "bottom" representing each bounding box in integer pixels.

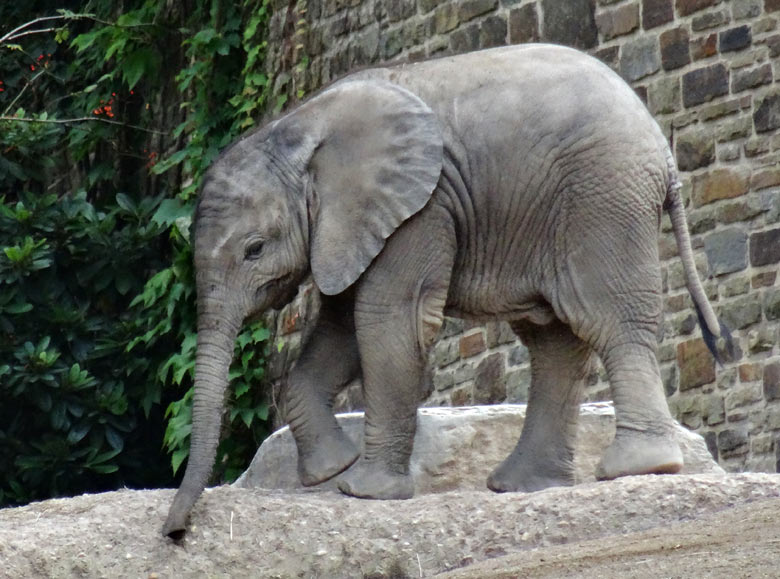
[{"left": 694, "top": 303, "right": 736, "bottom": 365}]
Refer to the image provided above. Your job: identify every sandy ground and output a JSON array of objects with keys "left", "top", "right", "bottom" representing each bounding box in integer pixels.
[{"left": 0, "top": 474, "right": 779, "bottom": 578}]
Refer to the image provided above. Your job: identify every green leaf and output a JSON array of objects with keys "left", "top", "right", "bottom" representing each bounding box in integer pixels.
[
  {"left": 122, "top": 48, "right": 156, "bottom": 90},
  {"left": 152, "top": 198, "right": 193, "bottom": 227},
  {"left": 171, "top": 448, "right": 189, "bottom": 475}
]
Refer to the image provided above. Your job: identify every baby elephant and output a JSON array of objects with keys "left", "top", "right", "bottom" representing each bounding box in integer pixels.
[{"left": 162, "top": 44, "right": 732, "bottom": 538}]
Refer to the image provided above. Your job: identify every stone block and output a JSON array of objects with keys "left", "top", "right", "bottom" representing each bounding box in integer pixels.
[
  {"left": 717, "top": 429, "right": 749, "bottom": 457},
  {"left": 719, "top": 296, "right": 763, "bottom": 330},
  {"left": 750, "top": 228, "right": 780, "bottom": 266},
  {"left": 596, "top": 2, "right": 639, "bottom": 40},
  {"left": 508, "top": 344, "right": 529, "bottom": 366},
  {"left": 717, "top": 198, "right": 765, "bottom": 224},
  {"left": 660, "top": 27, "right": 690, "bottom": 70},
  {"left": 459, "top": 0, "right": 498, "bottom": 23},
  {"left": 677, "top": 338, "right": 716, "bottom": 391},
  {"left": 692, "top": 9, "right": 729, "bottom": 31},
  {"left": 754, "top": 91, "right": 780, "bottom": 133},
  {"left": 434, "top": 339, "right": 459, "bottom": 368},
  {"left": 745, "top": 137, "right": 772, "bottom": 159},
  {"left": 768, "top": 0, "right": 780, "bottom": 12},
  {"left": 643, "top": 0, "right": 674, "bottom": 29},
  {"left": 720, "top": 276, "right": 750, "bottom": 298},
  {"left": 739, "top": 363, "right": 763, "bottom": 382},
  {"left": 752, "top": 271, "right": 777, "bottom": 288},
  {"left": 691, "top": 33, "right": 717, "bottom": 60},
  {"left": 386, "top": 0, "right": 416, "bottom": 22},
  {"left": 505, "top": 367, "right": 530, "bottom": 402},
  {"left": 717, "top": 142, "right": 741, "bottom": 162},
  {"left": 765, "top": 361, "right": 780, "bottom": 400},
  {"left": 620, "top": 35, "right": 661, "bottom": 82},
  {"left": 692, "top": 167, "right": 750, "bottom": 206},
  {"left": 732, "top": 63, "right": 773, "bottom": 93},
  {"left": 703, "top": 394, "right": 725, "bottom": 426},
  {"left": 733, "top": 0, "right": 762, "bottom": 19},
  {"left": 509, "top": 3, "right": 540, "bottom": 43},
  {"left": 595, "top": 45, "right": 620, "bottom": 69},
  {"left": 704, "top": 227, "right": 748, "bottom": 276},
  {"left": 719, "top": 25, "right": 752, "bottom": 52},
  {"left": 433, "top": 370, "right": 455, "bottom": 391},
  {"left": 441, "top": 317, "right": 465, "bottom": 338},
  {"left": 419, "top": 0, "right": 447, "bottom": 14},
  {"left": 676, "top": 0, "right": 717, "bottom": 17},
  {"left": 648, "top": 76, "right": 681, "bottom": 114},
  {"left": 460, "top": 329, "right": 486, "bottom": 358},
  {"left": 474, "top": 353, "right": 507, "bottom": 404},
  {"left": 541, "top": 0, "right": 598, "bottom": 49},
  {"left": 714, "top": 115, "right": 753, "bottom": 143},
  {"left": 745, "top": 168, "right": 780, "bottom": 191},
  {"left": 767, "top": 34, "right": 780, "bottom": 58},
  {"left": 450, "top": 21, "right": 480, "bottom": 53},
  {"left": 764, "top": 288, "right": 780, "bottom": 320},
  {"left": 236, "top": 404, "right": 725, "bottom": 493},
  {"left": 434, "top": 4, "right": 459, "bottom": 34},
  {"left": 682, "top": 64, "right": 729, "bottom": 108},
  {"left": 480, "top": 14, "right": 507, "bottom": 47},
  {"left": 699, "top": 97, "right": 742, "bottom": 122},
  {"left": 676, "top": 132, "right": 714, "bottom": 171}
]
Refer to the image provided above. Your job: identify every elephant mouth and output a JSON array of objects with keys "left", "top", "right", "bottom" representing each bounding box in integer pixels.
[{"left": 255, "top": 274, "right": 298, "bottom": 311}]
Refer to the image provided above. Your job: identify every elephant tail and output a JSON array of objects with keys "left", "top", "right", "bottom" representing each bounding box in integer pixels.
[{"left": 664, "top": 156, "right": 735, "bottom": 364}]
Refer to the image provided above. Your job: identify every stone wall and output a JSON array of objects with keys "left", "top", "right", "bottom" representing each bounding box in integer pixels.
[{"left": 263, "top": 0, "right": 780, "bottom": 474}]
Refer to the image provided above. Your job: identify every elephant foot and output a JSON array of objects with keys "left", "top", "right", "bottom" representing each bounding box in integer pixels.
[
  {"left": 336, "top": 459, "right": 414, "bottom": 500},
  {"left": 297, "top": 429, "right": 360, "bottom": 487},
  {"left": 487, "top": 454, "right": 575, "bottom": 493},
  {"left": 595, "top": 428, "right": 683, "bottom": 480}
]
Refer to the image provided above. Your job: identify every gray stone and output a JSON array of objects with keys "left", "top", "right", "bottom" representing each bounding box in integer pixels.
[
  {"left": 660, "top": 26, "right": 690, "bottom": 70},
  {"left": 596, "top": 2, "right": 639, "bottom": 40},
  {"left": 541, "top": 0, "right": 598, "bottom": 49},
  {"left": 766, "top": 288, "right": 780, "bottom": 321},
  {"left": 509, "top": 3, "right": 539, "bottom": 43},
  {"left": 754, "top": 91, "right": 780, "bottom": 133},
  {"left": 720, "top": 297, "right": 763, "bottom": 330},
  {"left": 643, "top": 0, "right": 674, "bottom": 29},
  {"left": 719, "top": 25, "right": 752, "bottom": 52},
  {"left": 620, "top": 35, "right": 661, "bottom": 82},
  {"left": 386, "top": 0, "right": 416, "bottom": 22},
  {"left": 474, "top": 353, "right": 507, "bottom": 403},
  {"left": 718, "top": 428, "right": 749, "bottom": 457},
  {"left": 648, "top": 76, "right": 681, "bottom": 114},
  {"left": 732, "top": 63, "right": 773, "bottom": 93},
  {"left": 480, "top": 14, "right": 507, "bottom": 48},
  {"left": 704, "top": 227, "right": 748, "bottom": 276},
  {"left": 505, "top": 367, "right": 530, "bottom": 402},
  {"left": 683, "top": 64, "right": 729, "bottom": 107},
  {"left": 749, "top": 228, "right": 780, "bottom": 266},
  {"left": 236, "top": 404, "right": 725, "bottom": 493},
  {"left": 450, "top": 21, "right": 480, "bottom": 53},
  {"left": 676, "top": 131, "right": 715, "bottom": 171},
  {"left": 765, "top": 361, "right": 780, "bottom": 400},
  {"left": 459, "top": 0, "right": 498, "bottom": 22},
  {"left": 733, "top": 0, "right": 762, "bottom": 20},
  {"left": 691, "top": 9, "right": 729, "bottom": 31}
]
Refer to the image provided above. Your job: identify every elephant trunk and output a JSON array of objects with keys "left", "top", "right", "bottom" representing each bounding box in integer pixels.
[{"left": 162, "top": 300, "right": 240, "bottom": 539}]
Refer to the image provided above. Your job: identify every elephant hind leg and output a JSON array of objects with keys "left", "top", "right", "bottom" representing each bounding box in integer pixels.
[
  {"left": 555, "top": 202, "right": 682, "bottom": 480},
  {"left": 488, "top": 319, "right": 593, "bottom": 493}
]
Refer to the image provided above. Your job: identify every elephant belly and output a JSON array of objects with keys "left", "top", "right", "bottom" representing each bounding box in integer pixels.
[{"left": 444, "top": 283, "right": 556, "bottom": 326}]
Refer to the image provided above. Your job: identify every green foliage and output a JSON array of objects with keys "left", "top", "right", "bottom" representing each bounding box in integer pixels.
[
  {"left": 0, "top": 191, "right": 174, "bottom": 504},
  {"left": 0, "top": 0, "right": 276, "bottom": 505}
]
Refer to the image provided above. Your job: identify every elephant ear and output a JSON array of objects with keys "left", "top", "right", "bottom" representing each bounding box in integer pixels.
[{"left": 289, "top": 79, "right": 443, "bottom": 295}]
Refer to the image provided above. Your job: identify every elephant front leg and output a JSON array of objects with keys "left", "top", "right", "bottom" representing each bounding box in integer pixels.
[
  {"left": 488, "top": 319, "right": 593, "bottom": 493},
  {"left": 336, "top": 210, "right": 454, "bottom": 500},
  {"left": 283, "top": 293, "right": 361, "bottom": 486}
]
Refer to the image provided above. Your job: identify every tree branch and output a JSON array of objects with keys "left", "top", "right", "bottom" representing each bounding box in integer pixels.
[{"left": 0, "top": 115, "right": 168, "bottom": 135}]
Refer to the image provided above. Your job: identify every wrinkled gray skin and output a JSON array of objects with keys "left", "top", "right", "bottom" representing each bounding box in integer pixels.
[{"left": 163, "top": 44, "right": 728, "bottom": 539}]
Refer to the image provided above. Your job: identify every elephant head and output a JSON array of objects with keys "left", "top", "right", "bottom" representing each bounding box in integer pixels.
[{"left": 162, "top": 79, "right": 444, "bottom": 538}]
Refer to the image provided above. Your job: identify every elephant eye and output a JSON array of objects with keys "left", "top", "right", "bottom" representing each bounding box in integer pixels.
[{"left": 244, "top": 240, "right": 264, "bottom": 261}]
